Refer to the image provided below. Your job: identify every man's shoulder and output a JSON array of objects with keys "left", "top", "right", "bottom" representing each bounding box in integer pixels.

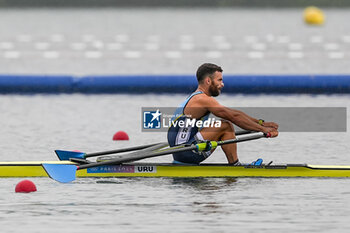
[
  {"left": 191, "top": 93, "right": 210, "bottom": 101},
  {"left": 190, "top": 94, "right": 219, "bottom": 106}
]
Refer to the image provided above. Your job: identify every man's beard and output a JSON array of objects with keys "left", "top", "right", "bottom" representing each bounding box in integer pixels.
[{"left": 209, "top": 84, "right": 220, "bottom": 97}]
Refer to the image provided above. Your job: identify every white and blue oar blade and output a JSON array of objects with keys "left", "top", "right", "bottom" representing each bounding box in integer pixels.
[
  {"left": 55, "top": 150, "right": 86, "bottom": 161},
  {"left": 42, "top": 164, "right": 77, "bottom": 183}
]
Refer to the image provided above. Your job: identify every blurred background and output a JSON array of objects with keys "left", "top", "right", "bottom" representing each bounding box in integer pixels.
[{"left": 1, "top": 0, "right": 349, "bottom": 75}]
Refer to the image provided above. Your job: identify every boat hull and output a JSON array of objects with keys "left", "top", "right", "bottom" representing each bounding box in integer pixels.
[{"left": 1, "top": 161, "right": 350, "bottom": 178}]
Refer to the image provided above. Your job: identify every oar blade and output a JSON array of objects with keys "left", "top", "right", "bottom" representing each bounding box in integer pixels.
[
  {"left": 55, "top": 150, "right": 86, "bottom": 161},
  {"left": 42, "top": 164, "right": 78, "bottom": 183}
]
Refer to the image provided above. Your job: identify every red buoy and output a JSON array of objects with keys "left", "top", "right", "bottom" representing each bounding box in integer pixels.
[
  {"left": 113, "top": 131, "right": 129, "bottom": 141},
  {"left": 15, "top": 180, "right": 37, "bottom": 193}
]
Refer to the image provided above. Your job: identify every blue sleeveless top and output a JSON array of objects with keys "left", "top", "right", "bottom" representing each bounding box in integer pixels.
[{"left": 167, "top": 91, "right": 210, "bottom": 146}]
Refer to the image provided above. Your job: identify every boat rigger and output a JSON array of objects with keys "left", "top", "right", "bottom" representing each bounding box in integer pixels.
[{"left": 1, "top": 161, "right": 350, "bottom": 178}]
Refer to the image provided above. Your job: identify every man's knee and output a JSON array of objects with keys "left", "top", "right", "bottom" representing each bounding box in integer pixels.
[{"left": 220, "top": 121, "right": 235, "bottom": 133}]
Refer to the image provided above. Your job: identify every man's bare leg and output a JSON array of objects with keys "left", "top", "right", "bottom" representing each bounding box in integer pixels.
[{"left": 199, "top": 121, "right": 238, "bottom": 164}]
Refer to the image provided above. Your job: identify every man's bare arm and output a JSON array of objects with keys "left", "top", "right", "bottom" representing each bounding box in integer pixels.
[
  {"left": 232, "top": 110, "right": 278, "bottom": 129},
  {"left": 199, "top": 96, "right": 278, "bottom": 133}
]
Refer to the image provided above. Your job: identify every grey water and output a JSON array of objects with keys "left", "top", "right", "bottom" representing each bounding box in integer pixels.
[{"left": 1, "top": 94, "right": 350, "bottom": 233}]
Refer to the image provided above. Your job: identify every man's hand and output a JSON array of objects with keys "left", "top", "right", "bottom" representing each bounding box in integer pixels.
[
  {"left": 267, "top": 130, "right": 279, "bottom": 138},
  {"left": 263, "top": 121, "right": 279, "bottom": 130},
  {"left": 262, "top": 127, "right": 279, "bottom": 137}
]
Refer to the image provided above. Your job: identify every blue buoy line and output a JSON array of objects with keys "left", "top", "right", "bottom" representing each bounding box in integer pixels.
[{"left": 0, "top": 74, "right": 350, "bottom": 94}]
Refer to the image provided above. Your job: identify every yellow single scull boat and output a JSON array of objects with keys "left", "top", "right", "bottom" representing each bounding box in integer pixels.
[{"left": 1, "top": 161, "right": 350, "bottom": 178}]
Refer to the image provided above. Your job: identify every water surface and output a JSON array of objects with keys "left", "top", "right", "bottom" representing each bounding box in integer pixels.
[{"left": 1, "top": 94, "right": 349, "bottom": 232}]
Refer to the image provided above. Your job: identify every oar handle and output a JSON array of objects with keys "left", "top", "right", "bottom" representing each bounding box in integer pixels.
[{"left": 235, "top": 130, "right": 255, "bottom": 135}]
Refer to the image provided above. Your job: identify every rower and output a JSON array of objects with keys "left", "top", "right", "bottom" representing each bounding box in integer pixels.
[{"left": 167, "top": 63, "right": 279, "bottom": 165}]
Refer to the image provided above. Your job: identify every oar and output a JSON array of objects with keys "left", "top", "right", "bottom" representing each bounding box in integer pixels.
[
  {"left": 96, "top": 142, "right": 168, "bottom": 162},
  {"left": 43, "top": 132, "right": 270, "bottom": 183},
  {"left": 55, "top": 142, "right": 165, "bottom": 161},
  {"left": 55, "top": 130, "right": 255, "bottom": 161}
]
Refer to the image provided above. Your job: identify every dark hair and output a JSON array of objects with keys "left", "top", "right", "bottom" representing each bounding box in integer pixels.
[{"left": 196, "top": 63, "right": 223, "bottom": 83}]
